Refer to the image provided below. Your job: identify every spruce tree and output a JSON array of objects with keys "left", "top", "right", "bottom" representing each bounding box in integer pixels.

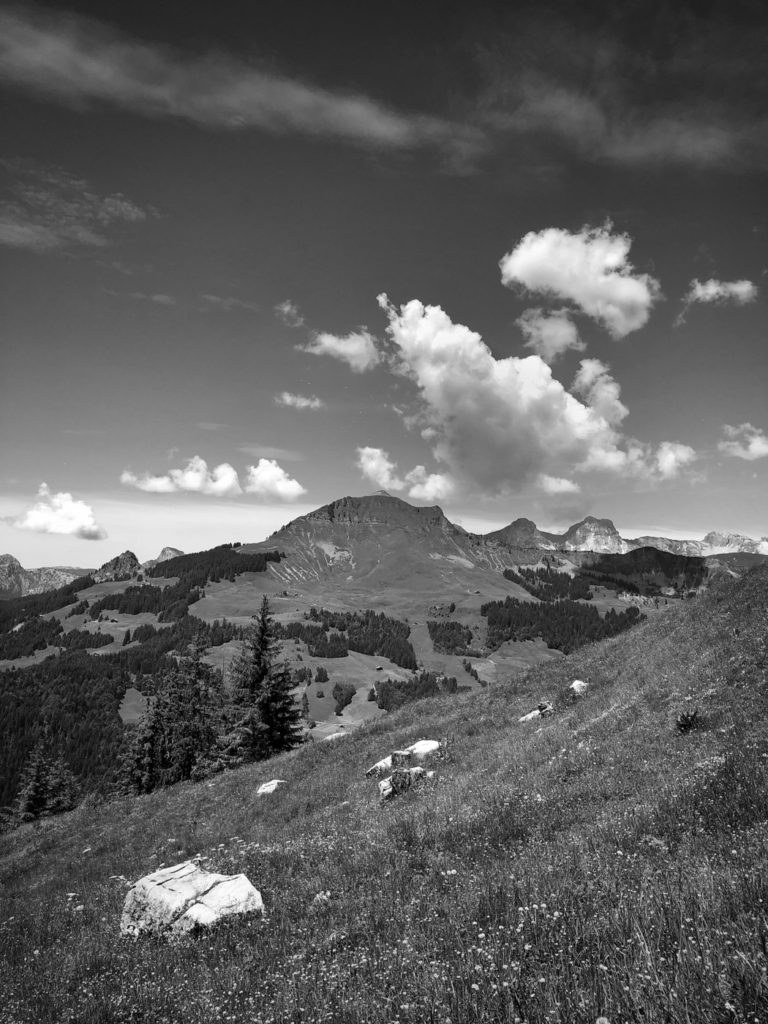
[{"left": 13, "top": 737, "right": 78, "bottom": 822}]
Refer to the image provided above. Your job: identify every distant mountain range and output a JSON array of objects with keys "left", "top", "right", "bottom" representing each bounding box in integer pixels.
[
  {"left": 0, "top": 546, "right": 184, "bottom": 598},
  {"left": 2, "top": 494, "right": 765, "bottom": 600}
]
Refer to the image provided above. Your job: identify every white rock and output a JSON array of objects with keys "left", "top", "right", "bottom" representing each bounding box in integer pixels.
[
  {"left": 570, "top": 679, "right": 588, "bottom": 695},
  {"left": 366, "top": 739, "right": 441, "bottom": 777},
  {"left": 257, "top": 779, "right": 286, "bottom": 796},
  {"left": 120, "top": 860, "right": 264, "bottom": 937},
  {"left": 519, "top": 708, "right": 541, "bottom": 722}
]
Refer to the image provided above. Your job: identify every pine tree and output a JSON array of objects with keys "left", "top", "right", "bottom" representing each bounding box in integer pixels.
[
  {"left": 224, "top": 596, "right": 303, "bottom": 764},
  {"left": 13, "top": 737, "right": 78, "bottom": 822}
]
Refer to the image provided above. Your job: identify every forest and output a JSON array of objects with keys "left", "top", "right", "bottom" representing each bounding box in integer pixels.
[
  {"left": 481, "top": 595, "right": 644, "bottom": 653},
  {"left": 502, "top": 565, "right": 593, "bottom": 601},
  {"left": 283, "top": 608, "right": 418, "bottom": 669},
  {"left": 374, "top": 670, "right": 459, "bottom": 712},
  {"left": 581, "top": 547, "right": 707, "bottom": 595},
  {"left": 426, "top": 619, "right": 474, "bottom": 654},
  {"left": 0, "top": 574, "right": 94, "bottom": 632}
]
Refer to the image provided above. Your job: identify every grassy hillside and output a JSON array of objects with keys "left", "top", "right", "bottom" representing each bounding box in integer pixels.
[{"left": 1, "top": 567, "right": 767, "bottom": 1024}]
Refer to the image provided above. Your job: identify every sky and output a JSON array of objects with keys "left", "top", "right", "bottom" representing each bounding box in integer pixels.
[{"left": 1, "top": 0, "right": 766, "bottom": 566}]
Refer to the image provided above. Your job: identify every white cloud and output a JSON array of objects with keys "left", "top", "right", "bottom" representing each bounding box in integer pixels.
[
  {"left": 201, "top": 294, "right": 259, "bottom": 313},
  {"left": 300, "top": 330, "right": 381, "bottom": 373},
  {"left": 120, "top": 456, "right": 242, "bottom": 497},
  {"left": 500, "top": 223, "right": 661, "bottom": 338},
  {"left": 355, "top": 447, "right": 454, "bottom": 501},
  {"left": 378, "top": 295, "right": 696, "bottom": 493},
  {"left": 10, "top": 483, "right": 107, "bottom": 539},
  {"left": 718, "top": 423, "right": 768, "bottom": 461},
  {"left": 274, "top": 300, "right": 305, "bottom": 327},
  {"left": 654, "top": 442, "right": 698, "bottom": 479},
  {"left": 244, "top": 460, "right": 306, "bottom": 500},
  {"left": 275, "top": 391, "right": 325, "bottom": 410},
  {"left": 677, "top": 278, "right": 758, "bottom": 323},
  {"left": 0, "top": 8, "right": 480, "bottom": 158},
  {"left": 356, "top": 447, "right": 404, "bottom": 491},
  {"left": 516, "top": 308, "right": 584, "bottom": 362},
  {"left": 537, "top": 474, "right": 581, "bottom": 495}
]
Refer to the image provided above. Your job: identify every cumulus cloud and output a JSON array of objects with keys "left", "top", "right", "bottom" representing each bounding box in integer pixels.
[
  {"left": 10, "top": 483, "right": 107, "bottom": 539},
  {"left": 654, "top": 442, "right": 698, "bottom": 479},
  {"left": 355, "top": 446, "right": 455, "bottom": 502},
  {"left": 275, "top": 391, "right": 325, "bottom": 410},
  {"left": 516, "top": 308, "right": 584, "bottom": 362},
  {"left": 300, "top": 329, "right": 381, "bottom": 373},
  {"left": 0, "top": 8, "right": 480, "bottom": 159},
  {"left": 274, "top": 300, "right": 305, "bottom": 328},
  {"left": 537, "top": 474, "right": 581, "bottom": 495},
  {"left": 718, "top": 423, "right": 768, "bottom": 461},
  {"left": 120, "top": 456, "right": 242, "bottom": 497},
  {"left": 244, "top": 460, "right": 306, "bottom": 500},
  {"left": 677, "top": 278, "right": 758, "bottom": 324},
  {"left": 500, "top": 223, "right": 661, "bottom": 338},
  {"left": 356, "top": 447, "right": 404, "bottom": 491},
  {"left": 0, "top": 159, "right": 149, "bottom": 252},
  {"left": 377, "top": 294, "right": 696, "bottom": 494}
]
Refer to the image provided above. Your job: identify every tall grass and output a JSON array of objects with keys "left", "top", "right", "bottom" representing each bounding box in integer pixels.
[{"left": 1, "top": 568, "right": 767, "bottom": 1023}]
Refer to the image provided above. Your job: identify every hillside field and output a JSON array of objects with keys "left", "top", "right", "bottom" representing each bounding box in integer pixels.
[{"left": 1, "top": 566, "right": 767, "bottom": 1023}]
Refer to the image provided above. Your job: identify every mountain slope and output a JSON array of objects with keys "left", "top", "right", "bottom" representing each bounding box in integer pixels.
[
  {"left": 0, "top": 554, "right": 92, "bottom": 599},
  {"left": 2, "top": 565, "right": 767, "bottom": 1024}
]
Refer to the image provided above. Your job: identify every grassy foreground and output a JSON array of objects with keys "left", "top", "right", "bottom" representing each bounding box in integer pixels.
[{"left": 1, "top": 567, "right": 767, "bottom": 1024}]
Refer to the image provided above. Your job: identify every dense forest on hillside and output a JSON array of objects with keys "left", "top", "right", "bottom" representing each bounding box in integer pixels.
[
  {"left": 581, "top": 548, "right": 707, "bottom": 595},
  {"left": 146, "top": 545, "right": 282, "bottom": 583},
  {"left": 502, "top": 566, "right": 592, "bottom": 601},
  {"left": 0, "top": 575, "right": 94, "bottom": 631},
  {"left": 375, "top": 670, "right": 459, "bottom": 711},
  {"left": 306, "top": 608, "right": 417, "bottom": 669},
  {"left": 481, "top": 595, "right": 644, "bottom": 653},
  {"left": 0, "top": 652, "right": 130, "bottom": 807},
  {"left": 427, "top": 619, "right": 474, "bottom": 654}
]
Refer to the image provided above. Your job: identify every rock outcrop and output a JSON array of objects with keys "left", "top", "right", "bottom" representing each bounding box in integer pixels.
[
  {"left": 94, "top": 550, "right": 141, "bottom": 583},
  {"left": 141, "top": 547, "right": 184, "bottom": 570},
  {"left": 0, "top": 554, "right": 91, "bottom": 599},
  {"left": 120, "top": 860, "right": 264, "bottom": 937}
]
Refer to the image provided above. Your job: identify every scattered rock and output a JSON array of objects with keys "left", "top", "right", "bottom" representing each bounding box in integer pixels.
[
  {"left": 569, "top": 679, "right": 588, "bottom": 696},
  {"left": 257, "top": 779, "right": 286, "bottom": 796},
  {"left": 120, "top": 860, "right": 264, "bottom": 937},
  {"left": 366, "top": 739, "right": 441, "bottom": 777},
  {"left": 379, "top": 765, "right": 435, "bottom": 801},
  {"left": 519, "top": 701, "right": 554, "bottom": 723}
]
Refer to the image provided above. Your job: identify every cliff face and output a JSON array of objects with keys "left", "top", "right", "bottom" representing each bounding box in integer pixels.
[
  {"left": 94, "top": 550, "right": 141, "bottom": 583},
  {"left": 0, "top": 554, "right": 89, "bottom": 599}
]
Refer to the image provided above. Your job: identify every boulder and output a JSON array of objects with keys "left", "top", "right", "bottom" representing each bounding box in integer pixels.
[
  {"left": 120, "top": 860, "right": 264, "bottom": 937},
  {"left": 519, "top": 701, "right": 554, "bottom": 723},
  {"left": 366, "top": 739, "right": 441, "bottom": 777},
  {"left": 257, "top": 779, "right": 286, "bottom": 796},
  {"left": 569, "top": 679, "right": 588, "bottom": 696},
  {"left": 379, "top": 766, "right": 434, "bottom": 801}
]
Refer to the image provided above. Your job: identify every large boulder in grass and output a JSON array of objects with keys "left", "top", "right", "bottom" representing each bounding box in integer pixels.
[
  {"left": 120, "top": 860, "right": 264, "bottom": 937},
  {"left": 257, "top": 779, "right": 286, "bottom": 796},
  {"left": 366, "top": 739, "right": 441, "bottom": 777}
]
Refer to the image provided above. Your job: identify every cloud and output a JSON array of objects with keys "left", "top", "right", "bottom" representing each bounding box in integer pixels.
[
  {"left": 201, "top": 294, "right": 259, "bottom": 314},
  {"left": 244, "top": 460, "right": 306, "bottom": 500},
  {"left": 355, "top": 446, "right": 455, "bottom": 502},
  {"left": 500, "top": 223, "right": 661, "bottom": 338},
  {"left": 0, "top": 159, "right": 150, "bottom": 252},
  {"left": 275, "top": 391, "right": 325, "bottom": 410},
  {"left": 274, "top": 300, "right": 305, "bottom": 328},
  {"left": 237, "top": 444, "right": 304, "bottom": 461},
  {"left": 718, "top": 423, "right": 768, "bottom": 461},
  {"left": 9, "top": 483, "right": 107, "bottom": 539},
  {"left": 654, "top": 442, "right": 698, "bottom": 480},
  {"left": 377, "top": 294, "right": 696, "bottom": 494},
  {"left": 120, "top": 456, "right": 242, "bottom": 497},
  {"left": 537, "top": 474, "right": 581, "bottom": 495},
  {"left": 676, "top": 278, "right": 758, "bottom": 324},
  {"left": 0, "top": 8, "right": 480, "bottom": 159},
  {"left": 516, "top": 308, "right": 584, "bottom": 362},
  {"left": 300, "top": 329, "right": 381, "bottom": 373},
  {"left": 356, "top": 447, "right": 404, "bottom": 491}
]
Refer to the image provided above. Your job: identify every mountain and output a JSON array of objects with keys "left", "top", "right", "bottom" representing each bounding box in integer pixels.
[
  {"left": 629, "top": 530, "right": 768, "bottom": 557},
  {"left": 93, "top": 550, "right": 141, "bottom": 583},
  {"left": 141, "top": 546, "right": 184, "bottom": 570},
  {"left": 0, "top": 554, "right": 92, "bottom": 599}
]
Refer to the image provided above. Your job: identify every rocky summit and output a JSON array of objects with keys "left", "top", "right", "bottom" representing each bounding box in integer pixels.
[
  {"left": 0, "top": 554, "right": 91, "bottom": 599},
  {"left": 93, "top": 550, "right": 141, "bottom": 583}
]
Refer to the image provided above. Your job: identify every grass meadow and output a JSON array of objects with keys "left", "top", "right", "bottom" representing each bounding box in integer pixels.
[{"left": 1, "top": 567, "right": 767, "bottom": 1023}]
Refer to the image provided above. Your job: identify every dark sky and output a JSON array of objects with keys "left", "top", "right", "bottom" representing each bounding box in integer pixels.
[{"left": 1, "top": 0, "right": 766, "bottom": 562}]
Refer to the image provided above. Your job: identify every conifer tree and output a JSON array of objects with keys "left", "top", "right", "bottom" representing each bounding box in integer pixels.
[{"left": 13, "top": 736, "right": 78, "bottom": 822}]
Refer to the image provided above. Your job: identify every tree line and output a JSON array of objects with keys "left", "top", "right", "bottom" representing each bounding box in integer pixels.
[
  {"left": 427, "top": 619, "right": 474, "bottom": 655},
  {"left": 481, "top": 596, "right": 644, "bottom": 653},
  {"left": 502, "top": 566, "right": 593, "bottom": 602}
]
